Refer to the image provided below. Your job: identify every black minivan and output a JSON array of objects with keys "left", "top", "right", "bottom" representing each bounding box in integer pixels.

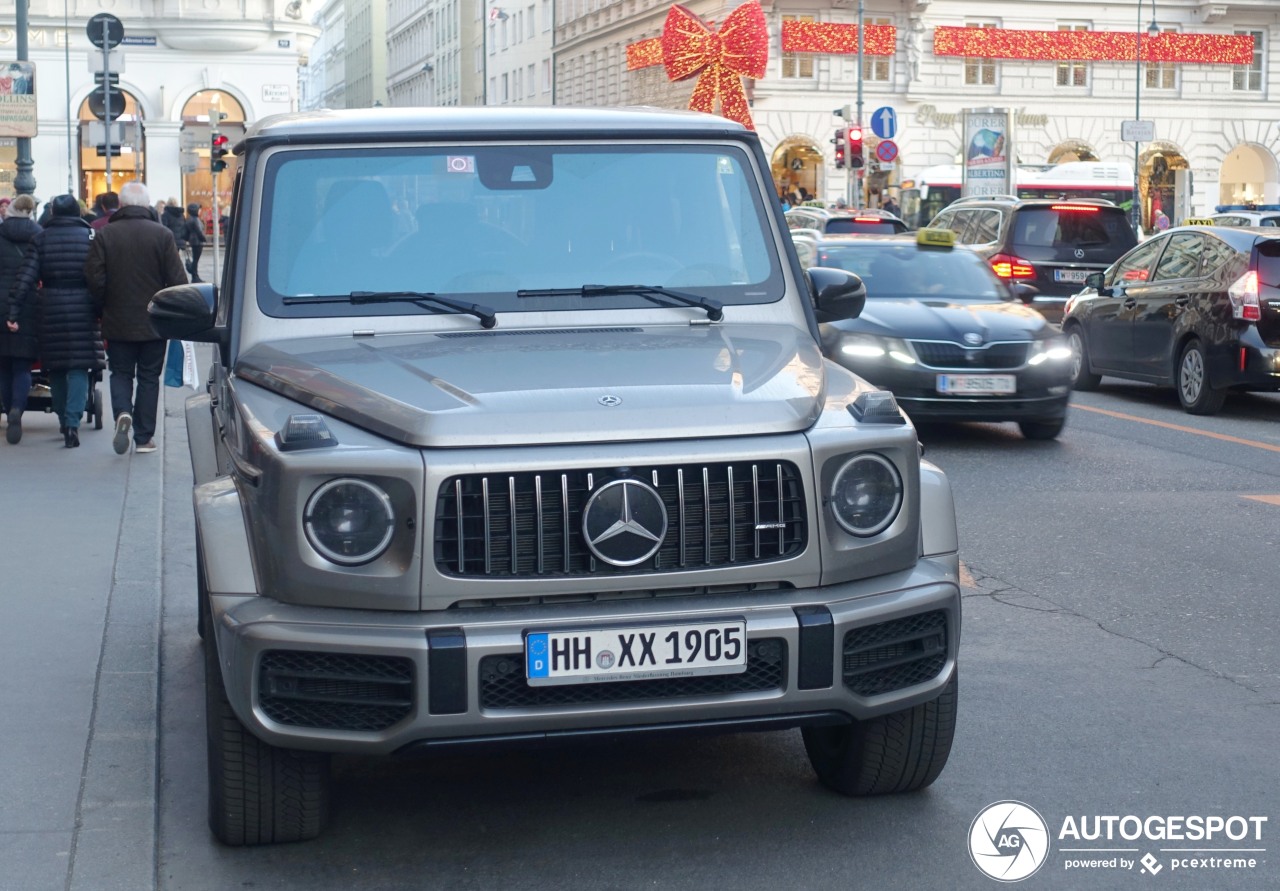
[
  {"left": 1062, "top": 225, "right": 1280, "bottom": 414},
  {"left": 928, "top": 198, "right": 1137, "bottom": 324}
]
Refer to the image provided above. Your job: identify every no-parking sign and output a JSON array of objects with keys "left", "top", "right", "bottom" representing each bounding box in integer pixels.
[{"left": 875, "top": 140, "right": 899, "bottom": 164}]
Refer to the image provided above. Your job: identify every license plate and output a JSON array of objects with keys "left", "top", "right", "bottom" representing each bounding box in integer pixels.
[
  {"left": 525, "top": 621, "right": 747, "bottom": 687},
  {"left": 1054, "top": 269, "right": 1089, "bottom": 283},
  {"left": 937, "top": 374, "right": 1016, "bottom": 395}
]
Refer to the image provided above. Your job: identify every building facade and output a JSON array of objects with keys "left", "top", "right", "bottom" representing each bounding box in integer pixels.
[
  {"left": 2, "top": 1, "right": 317, "bottom": 209},
  {"left": 484, "top": 0, "right": 555, "bottom": 106},
  {"left": 553, "top": 0, "right": 1280, "bottom": 227}
]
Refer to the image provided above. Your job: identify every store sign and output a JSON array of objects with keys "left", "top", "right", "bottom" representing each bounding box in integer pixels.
[
  {"left": 262, "top": 84, "right": 291, "bottom": 102},
  {"left": 0, "top": 28, "right": 69, "bottom": 47},
  {"left": 0, "top": 61, "right": 36, "bottom": 138},
  {"left": 918, "top": 104, "right": 1049, "bottom": 129}
]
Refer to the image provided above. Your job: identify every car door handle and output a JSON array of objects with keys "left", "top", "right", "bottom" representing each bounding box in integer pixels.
[
  {"left": 1122, "top": 298, "right": 1137, "bottom": 309},
  {"left": 1174, "top": 296, "right": 1190, "bottom": 306}
]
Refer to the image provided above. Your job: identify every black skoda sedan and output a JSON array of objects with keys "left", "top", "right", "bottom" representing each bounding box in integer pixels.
[
  {"left": 1062, "top": 224, "right": 1280, "bottom": 414},
  {"left": 812, "top": 230, "right": 1074, "bottom": 439}
]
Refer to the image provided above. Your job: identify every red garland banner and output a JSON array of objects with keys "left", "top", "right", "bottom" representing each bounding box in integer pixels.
[
  {"left": 780, "top": 21, "right": 896, "bottom": 56},
  {"left": 933, "top": 26, "right": 1253, "bottom": 65}
]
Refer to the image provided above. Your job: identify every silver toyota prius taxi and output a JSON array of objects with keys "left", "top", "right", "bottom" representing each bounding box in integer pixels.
[{"left": 149, "top": 107, "right": 962, "bottom": 844}]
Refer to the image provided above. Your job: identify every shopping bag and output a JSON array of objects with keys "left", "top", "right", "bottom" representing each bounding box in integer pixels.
[
  {"left": 164, "top": 340, "right": 184, "bottom": 387},
  {"left": 181, "top": 341, "right": 199, "bottom": 389}
]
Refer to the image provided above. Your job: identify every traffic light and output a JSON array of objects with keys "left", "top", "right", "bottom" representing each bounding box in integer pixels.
[
  {"left": 210, "top": 132, "right": 230, "bottom": 174},
  {"left": 847, "top": 126, "right": 865, "bottom": 169},
  {"left": 832, "top": 128, "right": 846, "bottom": 169}
]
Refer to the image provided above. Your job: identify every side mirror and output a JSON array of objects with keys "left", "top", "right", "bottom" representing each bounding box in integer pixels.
[
  {"left": 1084, "top": 271, "right": 1113, "bottom": 297},
  {"left": 807, "top": 267, "right": 866, "bottom": 323},
  {"left": 1011, "top": 282, "right": 1039, "bottom": 304},
  {"left": 149, "top": 282, "right": 221, "bottom": 342}
]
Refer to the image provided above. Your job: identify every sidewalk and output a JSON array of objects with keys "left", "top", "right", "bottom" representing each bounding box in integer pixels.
[{"left": 0, "top": 249, "right": 214, "bottom": 891}]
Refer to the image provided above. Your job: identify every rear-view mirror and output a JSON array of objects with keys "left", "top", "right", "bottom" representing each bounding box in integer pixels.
[
  {"left": 149, "top": 282, "right": 221, "bottom": 343},
  {"left": 807, "top": 267, "right": 866, "bottom": 323}
]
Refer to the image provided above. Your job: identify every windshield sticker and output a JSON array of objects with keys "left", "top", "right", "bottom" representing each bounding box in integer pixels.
[{"left": 446, "top": 155, "right": 475, "bottom": 173}]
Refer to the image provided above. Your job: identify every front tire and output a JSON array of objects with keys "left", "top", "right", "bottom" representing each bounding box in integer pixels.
[
  {"left": 1066, "top": 326, "right": 1101, "bottom": 391},
  {"left": 803, "top": 670, "right": 957, "bottom": 796},
  {"left": 1018, "top": 417, "right": 1065, "bottom": 440},
  {"left": 205, "top": 618, "right": 331, "bottom": 845},
  {"left": 1177, "top": 339, "right": 1226, "bottom": 415}
]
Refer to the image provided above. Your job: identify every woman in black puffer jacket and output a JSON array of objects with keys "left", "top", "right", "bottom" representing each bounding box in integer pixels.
[
  {"left": 6, "top": 194, "right": 102, "bottom": 448},
  {"left": 0, "top": 194, "right": 42, "bottom": 443}
]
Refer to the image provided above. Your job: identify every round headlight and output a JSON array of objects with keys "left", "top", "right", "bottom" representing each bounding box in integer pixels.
[
  {"left": 830, "top": 454, "right": 903, "bottom": 537},
  {"left": 304, "top": 479, "right": 395, "bottom": 565}
]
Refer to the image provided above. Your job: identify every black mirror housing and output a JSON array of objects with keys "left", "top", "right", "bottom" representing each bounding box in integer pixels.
[
  {"left": 1084, "top": 271, "right": 1112, "bottom": 297},
  {"left": 149, "top": 283, "right": 221, "bottom": 342},
  {"left": 808, "top": 267, "right": 866, "bottom": 323}
]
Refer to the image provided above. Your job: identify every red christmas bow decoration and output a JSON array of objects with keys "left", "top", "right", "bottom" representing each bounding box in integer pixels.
[{"left": 659, "top": 3, "right": 768, "bottom": 130}]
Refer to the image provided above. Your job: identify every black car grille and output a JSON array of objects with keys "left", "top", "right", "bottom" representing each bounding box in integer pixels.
[
  {"left": 435, "top": 462, "right": 807, "bottom": 578},
  {"left": 909, "top": 340, "right": 1028, "bottom": 370},
  {"left": 258, "top": 650, "right": 415, "bottom": 732},
  {"left": 842, "top": 611, "right": 948, "bottom": 696},
  {"left": 479, "top": 638, "right": 786, "bottom": 709}
]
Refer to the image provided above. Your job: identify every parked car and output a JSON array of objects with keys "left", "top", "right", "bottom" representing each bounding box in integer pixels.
[
  {"left": 786, "top": 207, "right": 909, "bottom": 235},
  {"left": 1209, "top": 210, "right": 1280, "bottom": 228},
  {"left": 927, "top": 197, "right": 1138, "bottom": 324},
  {"left": 1062, "top": 224, "right": 1280, "bottom": 414},
  {"left": 149, "top": 107, "right": 962, "bottom": 845},
  {"left": 811, "top": 230, "right": 1074, "bottom": 439}
]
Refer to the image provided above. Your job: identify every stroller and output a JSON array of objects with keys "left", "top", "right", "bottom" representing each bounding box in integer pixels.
[{"left": 26, "top": 358, "right": 104, "bottom": 429}]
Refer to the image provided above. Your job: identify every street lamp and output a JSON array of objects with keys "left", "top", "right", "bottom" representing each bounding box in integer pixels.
[{"left": 1133, "top": 0, "right": 1160, "bottom": 234}]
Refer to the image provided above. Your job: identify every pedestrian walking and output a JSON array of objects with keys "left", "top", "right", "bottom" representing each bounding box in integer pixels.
[
  {"left": 0, "top": 194, "right": 42, "bottom": 444},
  {"left": 85, "top": 181, "right": 188, "bottom": 455},
  {"left": 183, "top": 203, "right": 207, "bottom": 282},
  {"left": 89, "top": 191, "right": 120, "bottom": 231},
  {"left": 6, "top": 194, "right": 102, "bottom": 448},
  {"left": 161, "top": 198, "right": 188, "bottom": 252}
]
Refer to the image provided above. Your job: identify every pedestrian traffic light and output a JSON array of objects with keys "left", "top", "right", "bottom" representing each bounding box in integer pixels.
[
  {"left": 832, "top": 128, "right": 846, "bottom": 169},
  {"left": 847, "top": 126, "right": 865, "bottom": 169},
  {"left": 210, "top": 132, "right": 230, "bottom": 174}
]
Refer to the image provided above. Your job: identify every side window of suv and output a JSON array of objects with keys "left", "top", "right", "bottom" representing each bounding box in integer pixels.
[
  {"left": 1151, "top": 233, "right": 1203, "bottom": 281},
  {"left": 933, "top": 209, "right": 971, "bottom": 239},
  {"left": 966, "top": 209, "right": 1003, "bottom": 244}
]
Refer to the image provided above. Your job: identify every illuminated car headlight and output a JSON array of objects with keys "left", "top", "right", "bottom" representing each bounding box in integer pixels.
[
  {"left": 1028, "top": 336, "right": 1072, "bottom": 365},
  {"left": 829, "top": 453, "right": 903, "bottom": 537},
  {"left": 839, "top": 333, "right": 917, "bottom": 365},
  {"left": 304, "top": 478, "right": 395, "bottom": 565}
]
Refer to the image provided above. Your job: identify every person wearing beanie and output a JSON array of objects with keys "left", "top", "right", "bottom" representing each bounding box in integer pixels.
[
  {"left": 6, "top": 194, "right": 102, "bottom": 448},
  {"left": 0, "top": 194, "right": 42, "bottom": 443},
  {"left": 85, "top": 181, "right": 187, "bottom": 455}
]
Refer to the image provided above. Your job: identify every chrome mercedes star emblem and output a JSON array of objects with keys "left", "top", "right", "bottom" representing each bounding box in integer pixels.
[
  {"left": 598, "top": 395, "right": 622, "bottom": 407},
  {"left": 1074, "top": 248, "right": 1086, "bottom": 259},
  {"left": 582, "top": 479, "right": 668, "bottom": 567},
  {"left": 963, "top": 333, "right": 983, "bottom": 346}
]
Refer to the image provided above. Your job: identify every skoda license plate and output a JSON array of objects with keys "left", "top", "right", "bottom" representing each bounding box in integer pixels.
[
  {"left": 937, "top": 374, "right": 1016, "bottom": 395},
  {"left": 1054, "top": 269, "right": 1089, "bottom": 284},
  {"left": 525, "top": 621, "right": 747, "bottom": 687}
]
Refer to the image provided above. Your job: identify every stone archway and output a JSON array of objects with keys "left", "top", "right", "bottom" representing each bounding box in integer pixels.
[
  {"left": 1219, "top": 143, "right": 1280, "bottom": 208},
  {"left": 1048, "top": 140, "right": 1099, "bottom": 165},
  {"left": 1139, "top": 142, "right": 1188, "bottom": 232},
  {"left": 179, "top": 90, "right": 247, "bottom": 231},
  {"left": 770, "top": 135, "right": 824, "bottom": 206}
]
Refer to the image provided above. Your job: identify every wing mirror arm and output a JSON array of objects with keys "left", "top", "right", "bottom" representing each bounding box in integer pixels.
[{"left": 1084, "top": 271, "right": 1114, "bottom": 298}]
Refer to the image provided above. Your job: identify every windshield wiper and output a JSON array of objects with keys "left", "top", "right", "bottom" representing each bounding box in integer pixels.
[
  {"left": 517, "top": 284, "right": 723, "bottom": 322},
  {"left": 283, "top": 291, "right": 497, "bottom": 329}
]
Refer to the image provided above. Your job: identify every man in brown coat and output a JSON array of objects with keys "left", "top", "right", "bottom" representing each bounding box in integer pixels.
[{"left": 85, "top": 181, "right": 188, "bottom": 454}]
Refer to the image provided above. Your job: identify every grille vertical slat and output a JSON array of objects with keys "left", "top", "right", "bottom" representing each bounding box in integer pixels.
[{"left": 436, "top": 462, "right": 808, "bottom": 578}]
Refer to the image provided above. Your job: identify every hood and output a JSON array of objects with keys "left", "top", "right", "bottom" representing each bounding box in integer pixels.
[
  {"left": 0, "top": 216, "right": 40, "bottom": 243},
  {"left": 832, "top": 297, "right": 1050, "bottom": 342},
  {"left": 235, "top": 324, "right": 827, "bottom": 447}
]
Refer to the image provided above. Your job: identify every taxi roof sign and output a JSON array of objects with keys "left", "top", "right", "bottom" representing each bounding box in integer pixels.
[
  {"left": 916, "top": 227, "right": 955, "bottom": 248},
  {"left": 1182, "top": 217, "right": 1215, "bottom": 226}
]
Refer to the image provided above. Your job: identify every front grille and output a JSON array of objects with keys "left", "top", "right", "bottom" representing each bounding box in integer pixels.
[
  {"left": 258, "top": 650, "right": 415, "bottom": 732},
  {"left": 909, "top": 340, "right": 1028, "bottom": 370},
  {"left": 435, "top": 462, "right": 807, "bottom": 578},
  {"left": 842, "top": 612, "right": 948, "bottom": 696},
  {"left": 479, "top": 638, "right": 787, "bottom": 709}
]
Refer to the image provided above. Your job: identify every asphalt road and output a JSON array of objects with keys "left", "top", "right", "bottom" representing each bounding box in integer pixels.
[{"left": 3, "top": 364, "right": 1277, "bottom": 890}]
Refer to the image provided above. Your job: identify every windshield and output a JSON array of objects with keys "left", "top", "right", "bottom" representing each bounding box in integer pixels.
[
  {"left": 257, "top": 143, "right": 783, "bottom": 318},
  {"left": 815, "top": 242, "right": 1009, "bottom": 301}
]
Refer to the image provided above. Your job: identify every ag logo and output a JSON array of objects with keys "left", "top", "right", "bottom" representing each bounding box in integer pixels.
[{"left": 968, "top": 800, "right": 1050, "bottom": 882}]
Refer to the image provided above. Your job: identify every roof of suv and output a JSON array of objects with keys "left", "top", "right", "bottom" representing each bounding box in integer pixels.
[
  {"left": 942, "top": 196, "right": 1119, "bottom": 210},
  {"left": 244, "top": 107, "right": 751, "bottom": 145}
]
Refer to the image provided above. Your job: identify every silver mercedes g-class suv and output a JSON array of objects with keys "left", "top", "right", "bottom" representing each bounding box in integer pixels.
[{"left": 150, "top": 107, "right": 961, "bottom": 845}]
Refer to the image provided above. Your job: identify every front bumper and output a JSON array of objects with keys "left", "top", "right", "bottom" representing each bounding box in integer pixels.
[{"left": 209, "top": 557, "right": 961, "bottom": 755}]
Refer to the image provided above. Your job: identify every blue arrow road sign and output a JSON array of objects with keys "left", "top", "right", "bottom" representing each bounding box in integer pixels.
[{"left": 871, "top": 106, "right": 897, "bottom": 140}]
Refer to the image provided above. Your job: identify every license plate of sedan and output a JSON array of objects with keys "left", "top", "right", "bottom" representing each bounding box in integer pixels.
[
  {"left": 525, "top": 621, "right": 747, "bottom": 686},
  {"left": 1054, "top": 269, "right": 1089, "bottom": 283},
  {"left": 937, "top": 374, "right": 1016, "bottom": 395}
]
